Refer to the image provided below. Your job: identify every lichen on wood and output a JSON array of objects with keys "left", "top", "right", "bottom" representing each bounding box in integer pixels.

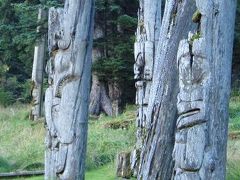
[{"left": 172, "top": 0, "right": 236, "bottom": 179}]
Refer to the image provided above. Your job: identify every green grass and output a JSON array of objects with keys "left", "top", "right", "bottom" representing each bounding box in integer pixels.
[
  {"left": 86, "top": 105, "right": 136, "bottom": 170},
  {"left": 227, "top": 95, "right": 240, "bottom": 179},
  {"left": 229, "top": 95, "right": 240, "bottom": 131},
  {"left": 227, "top": 140, "right": 240, "bottom": 180},
  {"left": 0, "top": 101, "right": 240, "bottom": 179},
  {"left": 0, "top": 104, "right": 45, "bottom": 172},
  {"left": 0, "top": 104, "right": 136, "bottom": 179}
]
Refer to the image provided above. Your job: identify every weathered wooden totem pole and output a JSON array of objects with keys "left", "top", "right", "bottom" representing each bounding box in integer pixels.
[
  {"left": 44, "top": 0, "right": 94, "bottom": 179},
  {"left": 131, "top": 0, "right": 162, "bottom": 176},
  {"left": 31, "top": 8, "right": 47, "bottom": 121},
  {"left": 172, "top": 0, "right": 236, "bottom": 179},
  {"left": 138, "top": 0, "right": 197, "bottom": 179}
]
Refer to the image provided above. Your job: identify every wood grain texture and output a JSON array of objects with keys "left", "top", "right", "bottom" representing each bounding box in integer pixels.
[
  {"left": 138, "top": 0, "right": 197, "bottom": 179},
  {"left": 45, "top": 1, "right": 94, "bottom": 179},
  {"left": 172, "top": 0, "right": 236, "bottom": 179},
  {"left": 31, "top": 8, "right": 47, "bottom": 121},
  {"left": 132, "top": 0, "right": 162, "bottom": 176}
]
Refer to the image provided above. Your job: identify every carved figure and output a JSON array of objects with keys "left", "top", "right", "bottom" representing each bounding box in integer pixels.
[
  {"left": 45, "top": 1, "right": 94, "bottom": 178},
  {"left": 173, "top": 35, "right": 209, "bottom": 179},
  {"left": 31, "top": 8, "right": 47, "bottom": 121},
  {"left": 131, "top": 0, "right": 161, "bottom": 176}
]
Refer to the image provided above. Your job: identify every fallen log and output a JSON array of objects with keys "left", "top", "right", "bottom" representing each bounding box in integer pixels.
[{"left": 0, "top": 170, "right": 44, "bottom": 178}]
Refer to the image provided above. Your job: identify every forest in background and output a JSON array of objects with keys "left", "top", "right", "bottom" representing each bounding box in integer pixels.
[
  {"left": 0, "top": 0, "right": 239, "bottom": 108},
  {"left": 0, "top": 0, "right": 239, "bottom": 179},
  {"left": 0, "top": 0, "right": 138, "bottom": 110}
]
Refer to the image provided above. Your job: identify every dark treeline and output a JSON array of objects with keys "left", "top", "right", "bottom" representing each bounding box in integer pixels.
[{"left": 0, "top": 0, "right": 239, "bottom": 107}]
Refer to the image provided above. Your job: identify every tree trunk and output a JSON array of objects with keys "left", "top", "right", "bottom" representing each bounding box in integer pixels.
[
  {"left": 31, "top": 8, "right": 47, "bottom": 121},
  {"left": 132, "top": 0, "right": 162, "bottom": 176},
  {"left": 89, "top": 26, "right": 112, "bottom": 116},
  {"left": 172, "top": 0, "right": 236, "bottom": 179},
  {"left": 138, "top": 0, "right": 197, "bottom": 179},
  {"left": 89, "top": 75, "right": 113, "bottom": 116},
  {"left": 44, "top": 1, "right": 94, "bottom": 179}
]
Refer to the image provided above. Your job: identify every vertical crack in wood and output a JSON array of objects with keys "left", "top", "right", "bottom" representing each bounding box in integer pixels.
[
  {"left": 45, "top": 1, "right": 94, "bottom": 179},
  {"left": 172, "top": 0, "right": 236, "bottom": 179},
  {"left": 131, "top": 0, "right": 162, "bottom": 177},
  {"left": 138, "top": 0, "right": 198, "bottom": 179}
]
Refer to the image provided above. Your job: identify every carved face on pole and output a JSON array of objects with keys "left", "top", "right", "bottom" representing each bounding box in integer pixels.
[
  {"left": 45, "top": 7, "right": 78, "bottom": 177},
  {"left": 173, "top": 36, "right": 210, "bottom": 178}
]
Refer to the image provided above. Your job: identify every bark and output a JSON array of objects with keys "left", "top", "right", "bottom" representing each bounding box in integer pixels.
[
  {"left": 132, "top": 0, "right": 162, "bottom": 176},
  {"left": 89, "top": 75, "right": 112, "bottom": 116},
  {"left": 138, "top": 0, "right": 197, "bottom": 179},
  {"left": 89, "top": 26, "right": 112, "bottom": 116},
  {"left": 172, "top": 1, "right": 236, "bottom": 179},
  {"left": 44, "top": 1, "right": 94, "bottom": 179},
  {"left": 31, "top": 8, "right": 47, "bottom": 121}
]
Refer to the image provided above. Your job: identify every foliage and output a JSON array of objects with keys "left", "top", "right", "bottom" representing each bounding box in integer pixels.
[
  {"left": 232, "top": 0, "right": 240, "bottom": 88},
  {"left": 93, "top": 0, "right": 138, "bottom": 104},
  {"left": 0, "top": 88, "right": 14, "bottom": 107},
  {"left": 229, "top": 93, "right": 240, "bottom": 131},
  {"left": 0, "top": 0, "right": 60, "bottom": 106}
]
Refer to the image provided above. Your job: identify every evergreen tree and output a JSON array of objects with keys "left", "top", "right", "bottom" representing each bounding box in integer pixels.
[
  {"left": 92, "top": 0, "right": 138, "bottom": 114},
  {"left": 232, "top": 0, "right": 240, "bottom": 87},
  {"left": 0, "top": 0, "right": 60, "bottom": 106}
]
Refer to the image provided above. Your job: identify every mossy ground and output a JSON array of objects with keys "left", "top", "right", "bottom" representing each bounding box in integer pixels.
[{"left": 0, "top": 101, "right": 239, "bottom": 179}]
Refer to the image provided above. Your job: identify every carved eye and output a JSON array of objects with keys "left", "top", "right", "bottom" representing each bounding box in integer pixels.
[
  {"left": 58, "top": 39, "right": 71, "bottom": 50},
  {"left": 54, "top": 33, "right": 60, "bottom": 40}
]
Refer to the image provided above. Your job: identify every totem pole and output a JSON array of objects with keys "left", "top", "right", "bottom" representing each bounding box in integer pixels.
[
  {"left": 44, "top": 0, "right": 94, "bottom": 179},
  {"left": 132, "top": 0, "right": 161, "bottom": 176},
  {"left": 31, "top": 8, "right": 47, "bottom": 121},
  {"left": 172, "top": 0, "right": 236, "bottom": 179}
]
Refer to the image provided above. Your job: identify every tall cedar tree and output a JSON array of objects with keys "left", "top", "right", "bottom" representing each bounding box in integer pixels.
[{"left": 93, "top": 0, "right": 138, "bottom": 107}]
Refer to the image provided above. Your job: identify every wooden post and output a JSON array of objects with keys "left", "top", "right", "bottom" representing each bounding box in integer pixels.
[
  {"left": 172, "top": 0, "right": 236, "bottom": 179},
  {"left": 31, "top": 8, "right": 47, "bottom": 121},
  {"left": 45, "top": 1, "right": 95, "bottom": 179}
]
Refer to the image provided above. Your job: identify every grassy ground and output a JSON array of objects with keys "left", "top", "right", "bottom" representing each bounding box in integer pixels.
[
  {"left": 0, "top": 104, "right": 44, "bottom": 173},
  {"left": 227, "top": 95, "right": 240, "bottom": 179},
  {"left": 0, "top": 104, "right": 136, "bottom": 179},
  {"left": 0, "top": 100, "right": 239, "bottom": 179}
]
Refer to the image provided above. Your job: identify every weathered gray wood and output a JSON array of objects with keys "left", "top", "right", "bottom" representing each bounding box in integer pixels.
[
  {"left": 116, "top": 152, "right": 132, "bottom": 179},
  {"left": 31, "top": 8, "right": 47, "bottom": 121},
  {"left": 138, "top": 0, "right": 197, "bottom": 179},
  {"left": 172, "top": 0, "right": 236, "bottom": 179},
  {"left": 132, "top": 0, "right": 162, "bottom": 176},
  {"left": 0, "top": 170, "right": 44, "bottom": 178},
  {"left": 44, "top": 1, "right": 95, "bottom": 179},
  {"left": 108, "top": 81, "right": 122, "bottom": 117}
]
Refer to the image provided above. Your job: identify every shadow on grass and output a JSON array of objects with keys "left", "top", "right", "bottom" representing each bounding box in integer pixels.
[{"left": 0, "top": 156, "right": 16, "bottom": 172}]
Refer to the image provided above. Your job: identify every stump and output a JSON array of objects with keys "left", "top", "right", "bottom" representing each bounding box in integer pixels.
[{"left": 116, "top": 152, "right": 132, "bottom": 179}]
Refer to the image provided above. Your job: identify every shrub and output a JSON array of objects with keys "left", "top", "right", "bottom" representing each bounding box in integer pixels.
[{"left": 0, "top": 88, "right": 14, "bottom": 107}]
